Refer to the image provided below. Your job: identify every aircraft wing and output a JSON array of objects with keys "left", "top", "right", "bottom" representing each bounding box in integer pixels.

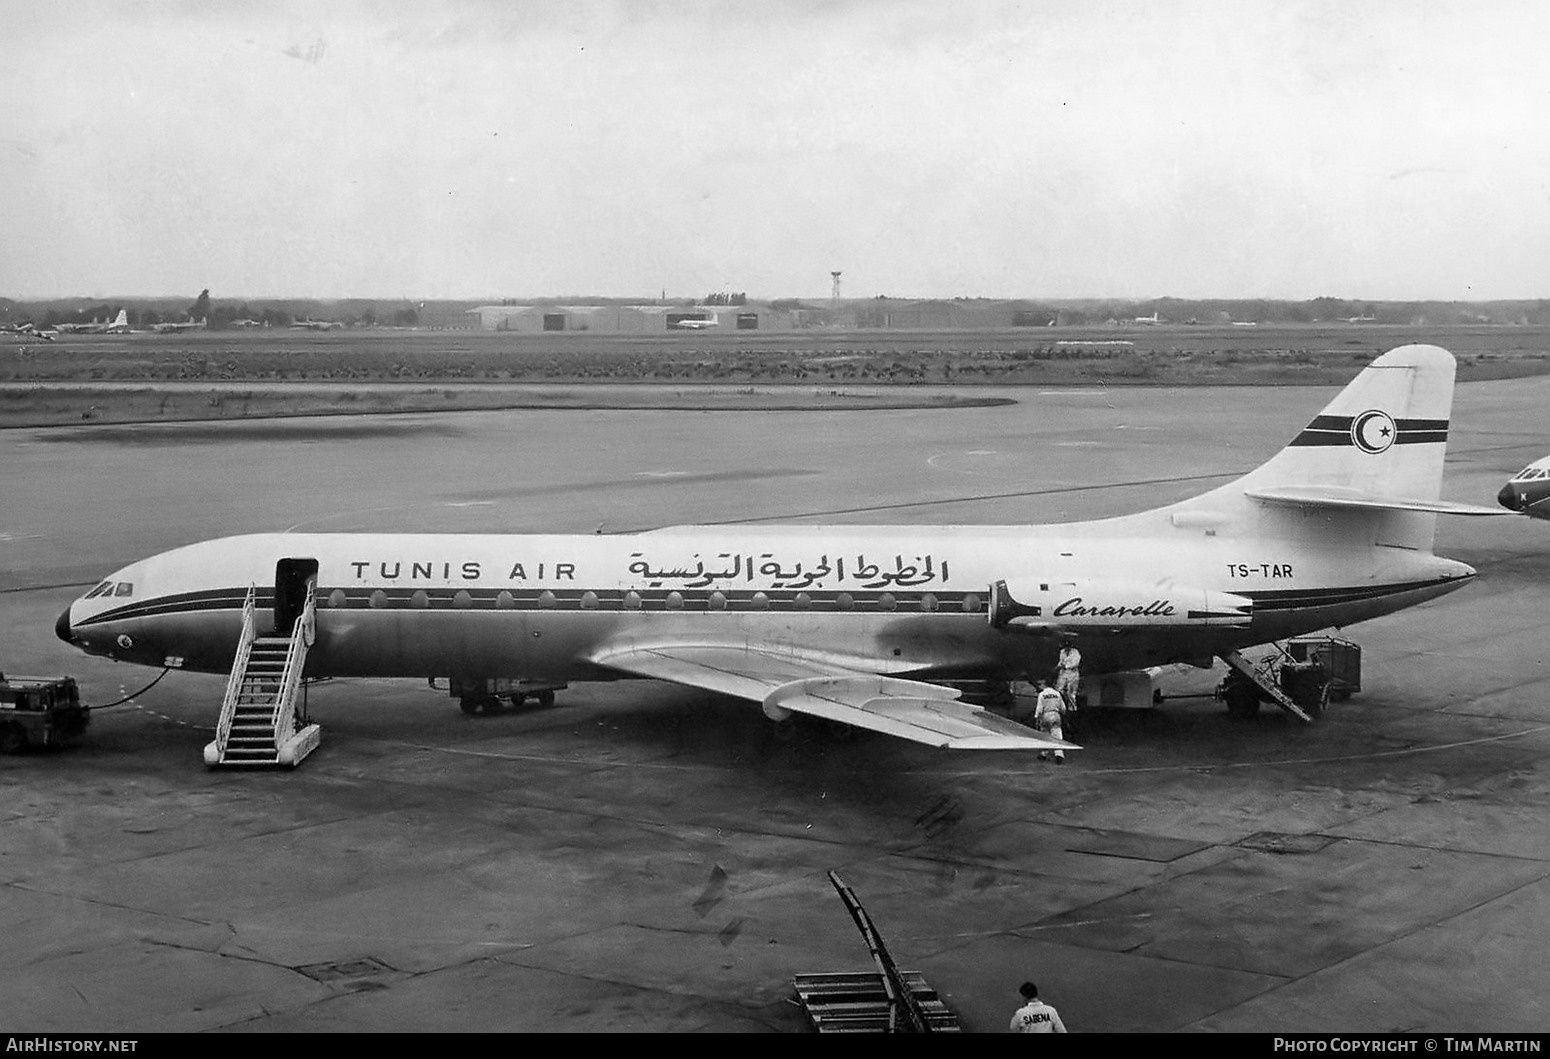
[
  {"left": 588, "top": 643, "right": 1076, "bottom": 752},
  {"left": 1245, "top": 485, "right": 1506, "bottom": 516}
]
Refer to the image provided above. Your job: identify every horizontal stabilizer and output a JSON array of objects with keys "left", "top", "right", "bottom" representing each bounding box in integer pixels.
[{"left": 1245, "top": 485, "right": 1505, "bottom": 516}]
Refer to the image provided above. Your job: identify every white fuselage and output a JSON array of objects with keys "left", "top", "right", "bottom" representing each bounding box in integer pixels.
[{"left": 61, "top": 503, "right": 1474, "bottom": 684}]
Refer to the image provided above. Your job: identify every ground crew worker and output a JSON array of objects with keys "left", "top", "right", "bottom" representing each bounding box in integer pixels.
[
  {"left": 1034, "top": 680, "right": 1067, "bottom": 764},
  {"left": 1055, "top": 638, "right": 1082, "bottom": 734},
  {"left": 1055, "top": 639, "right": 1082, "bottom": 707},
  {"left": 1010, "top": 981, "right": 1067, "bottom": 1033}
]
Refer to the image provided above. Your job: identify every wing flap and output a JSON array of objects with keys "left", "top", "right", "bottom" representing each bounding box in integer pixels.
[
  {"left": 1246, "top": 485, "right": 1505, "bottom": 516},
  {"left": 765, "top": 676, "right": 1075, "bottom": 751}
]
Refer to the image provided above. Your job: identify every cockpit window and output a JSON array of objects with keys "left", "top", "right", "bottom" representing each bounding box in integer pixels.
[
  {"left": 84, "top": 581, "right": 113, "bottom": 599},
  {"left": 114, "top": 582, "right": 134, "bottom": 597}
]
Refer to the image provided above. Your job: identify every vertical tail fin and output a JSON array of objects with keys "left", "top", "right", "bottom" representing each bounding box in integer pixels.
[
  {"left": 1166, "top": 345, "right": 1498, "bottom": 549},
  {"left": 1236, "top": 343, "right": 1454, "bottom": 502}
]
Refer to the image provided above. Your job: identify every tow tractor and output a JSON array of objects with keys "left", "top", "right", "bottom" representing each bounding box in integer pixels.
[{"left": 0, "top": 672, "right": 90, "bottom": 752}]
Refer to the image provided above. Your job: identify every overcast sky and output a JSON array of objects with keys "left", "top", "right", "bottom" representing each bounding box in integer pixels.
[{"left": 5, "top": 0, "right": 1548, "bottom": 302}]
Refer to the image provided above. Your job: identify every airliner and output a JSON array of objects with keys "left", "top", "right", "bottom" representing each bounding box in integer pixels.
[
  {"left": 55, "top": 345, "right": 1502, "bottom": 752},
  {"left": 152, "top": 317, "right": 206, "bottom": 334},
  {"left": 55, "top": 309, "right": 130, "bottom": 334},
  {"left": 1498, "top": 454, "right": 1550, "bottom": 518},
  {"left": 0, "top": 321, "right": 55, "bottom": 341}
]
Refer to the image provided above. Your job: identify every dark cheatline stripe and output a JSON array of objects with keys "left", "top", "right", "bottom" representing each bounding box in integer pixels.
[
  {"left": 1242, "top": 575, "right": 1467, "bottom": 612},
  {"left": 77, "top": 589, "right": 270, "bottom": 626},
  {"left": 77, "top": 585, "right": 995, "bottom": 623}
]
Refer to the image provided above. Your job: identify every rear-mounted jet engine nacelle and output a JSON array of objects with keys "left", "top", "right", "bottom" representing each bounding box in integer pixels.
[{"left": 988, "top": 578, "right": 1253, "bottom": 631}]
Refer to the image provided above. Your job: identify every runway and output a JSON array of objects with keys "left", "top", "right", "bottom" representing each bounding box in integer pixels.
[{"left": 3, "top": 371, "right": 1549, "bottom": 1032}]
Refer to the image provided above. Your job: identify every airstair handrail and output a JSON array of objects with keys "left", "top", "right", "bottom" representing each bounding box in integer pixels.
[
  {"left": 215, "top": 584, "right": 258, "bottom": 756},
  {"left": 269, "top": 580, "right": 316, "bottom": 746}
]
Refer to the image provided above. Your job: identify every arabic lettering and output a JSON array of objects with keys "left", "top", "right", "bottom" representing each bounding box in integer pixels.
[{"left": 627, "top": 552, "right": 949, "bottom": 589}]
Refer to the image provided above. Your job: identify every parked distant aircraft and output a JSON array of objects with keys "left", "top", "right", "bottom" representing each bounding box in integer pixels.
[
  {"left": 0, "top": 321, "right": 55, "bottom": 341},
  {"left": 1497, "top": 455, "right": 1550, "bottom": 518},
  {"left": 670, "top": 318, "right": 719, "bottom": 330},
  {"left": 56, "top": 345, "right": 1502, "bottom": 761},
  {"left": 151, "top": 318, "right": 207, "bottom": 334},
  {"left": 1133, "top": 311, "right": 1161, "bottom": 325},
  {"left": 56, "top": 309, "right": 130, "bottom": 335},
  {"left": 291, "top": 319, "right": 343, "bottom": 331}
]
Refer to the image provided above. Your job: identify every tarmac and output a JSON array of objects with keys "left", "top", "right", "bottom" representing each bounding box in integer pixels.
[{"left": 2, "top": 369, "right": 1549, "bottom": 1033}]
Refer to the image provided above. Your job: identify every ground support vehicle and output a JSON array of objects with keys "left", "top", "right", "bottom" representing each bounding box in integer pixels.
[
  {"left": 0, "top": 674, "right": 90, "bottom": 752},
  {"left": 1217, "top": 636, "right": 1362, "bottom": 719},
  {"left": 446, "top": 676, "right": 562, "bottom": 714}
]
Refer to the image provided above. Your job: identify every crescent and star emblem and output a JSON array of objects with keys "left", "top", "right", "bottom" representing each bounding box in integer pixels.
[{"left": 1350, "top": 409, "right": 1396, "bottom": 454}]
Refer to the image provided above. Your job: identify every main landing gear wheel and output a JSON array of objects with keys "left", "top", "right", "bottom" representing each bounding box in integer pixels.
[
  {"left": 457, "top": 687, "right": 559, "bottom": 715},
  {"left": 1223, "top": 681, "right": 1261, "bottom": 719},
  {"left": 460, "top": 694, "right": 503, "bottom": 715}
]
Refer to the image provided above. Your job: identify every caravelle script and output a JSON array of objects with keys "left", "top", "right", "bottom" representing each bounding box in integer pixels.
[{"left": 1053, "top": 597, "right": 1176, "bottom": 619}]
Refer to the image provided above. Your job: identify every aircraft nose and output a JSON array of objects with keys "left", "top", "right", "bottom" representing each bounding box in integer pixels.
[
  {"left": 1498, "top": 483, "right": 1526, "bottom": 511},
  {"left": 55, "top": 606, "right": 75, "bottom": 645}
]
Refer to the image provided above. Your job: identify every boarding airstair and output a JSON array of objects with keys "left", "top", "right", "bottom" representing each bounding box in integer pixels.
[{"left": 204, "top": 583, "right": 321, "bottom": 767}]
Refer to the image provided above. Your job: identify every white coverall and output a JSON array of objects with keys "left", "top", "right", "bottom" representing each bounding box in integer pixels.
[
  {"left": 1010, "top": 999, "right": 1067, "bottom": 1033},
  {"left": 1055, "top": 645, "right": 1082, "bottom": 711},
  {"left": 1035, "top": 686, "right": 1066, "bottom": 762}
]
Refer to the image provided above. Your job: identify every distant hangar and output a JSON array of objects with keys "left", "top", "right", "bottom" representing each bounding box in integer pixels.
[
  {"left": 467, "top": 304, "right": 795, "bottom": 333},
  {"left": 466, "top": 300, "right": 1068, "bottom": 334}
]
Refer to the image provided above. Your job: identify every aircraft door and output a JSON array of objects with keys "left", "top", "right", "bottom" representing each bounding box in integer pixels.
[{"left": 274, "top": 558, "right": 319, "bottom": 637}]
